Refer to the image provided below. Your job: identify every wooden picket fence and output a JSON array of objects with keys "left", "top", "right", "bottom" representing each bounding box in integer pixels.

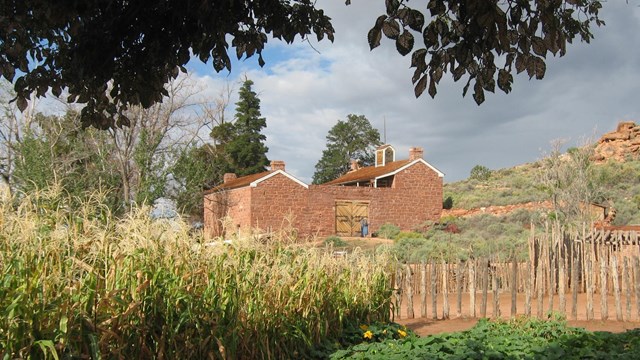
[{"left": 391, "top": 225, "right": 640, "bottom": 321}]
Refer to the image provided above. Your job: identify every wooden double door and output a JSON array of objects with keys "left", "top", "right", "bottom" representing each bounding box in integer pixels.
[{"left": 335, "top": 200, "right": 369, "bottom": 237}]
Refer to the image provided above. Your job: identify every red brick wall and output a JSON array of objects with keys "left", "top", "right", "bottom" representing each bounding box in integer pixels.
[
  {"left": 204, "top": 161, "right": 443, "bottom": 239},
  {"left": 204, "top": 186, "right": 252, "bottom": 237},
  {"left": 305, "top": 161, "right": 443, "bottom": 237},
  {"left": 250, "top": 173, "right": 308, "bottom": 235}
]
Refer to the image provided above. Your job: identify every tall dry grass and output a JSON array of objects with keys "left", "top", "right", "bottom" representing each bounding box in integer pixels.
[{"left": 0, "top": 187, "right": 393, "bottom": 359}]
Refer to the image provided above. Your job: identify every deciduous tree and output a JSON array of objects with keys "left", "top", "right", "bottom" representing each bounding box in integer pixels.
[
  {"left": 1, "top": 1, "right": 607, "bottom": 127},
  {"left": 363, "top": 0, "right": 603, "bottom": 104},
  {"left": 312, "top": 114, "right": 381, "bottom": 184}
]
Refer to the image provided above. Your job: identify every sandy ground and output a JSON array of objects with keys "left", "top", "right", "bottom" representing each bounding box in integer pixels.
[{"left": 395, "top": 292, "right": 640, "bottom": 336}]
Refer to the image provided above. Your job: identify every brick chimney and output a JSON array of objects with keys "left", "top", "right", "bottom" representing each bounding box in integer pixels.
[
  {"left": 270, "top": 160, "right": 285, "bottom": 171},
  {"left": 350, "top": 159, "right": 360, "bottom": 171},
  {"left": 409, "top": 147, "right": 424, "bottom": 161},
  {"left": 223, "top": 173, "right": 237, "bottom": 183}
]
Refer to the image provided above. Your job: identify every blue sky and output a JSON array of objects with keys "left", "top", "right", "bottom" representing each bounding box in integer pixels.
[{"left": 186, "top": 1, "right": 640, "bottom": 183}]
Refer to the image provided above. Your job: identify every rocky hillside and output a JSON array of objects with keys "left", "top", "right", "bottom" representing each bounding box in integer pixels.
[
  {"left": 593, "top": 121, "right": 640, "bottom": 163},
  {"left": 443, "top": 121, "right": 640, "bottom": 225}
]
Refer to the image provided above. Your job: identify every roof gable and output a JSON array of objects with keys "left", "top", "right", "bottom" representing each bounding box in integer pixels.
[
  {"left": 250, "top": 170, "right": 308, "bottom": 189},
  {"left": 204, "top": 170, "right": 308, "bottom": 194},
  {"left": 323, "top": 158, "right": 444, "bottom": 186}
]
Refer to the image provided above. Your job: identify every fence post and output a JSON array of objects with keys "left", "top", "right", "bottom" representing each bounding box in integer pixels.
[
  {"left": 469, "top": 259, "right": 476, "bottom": 318},
  {"left": 405, "top": 264, "right": 414, "bottom": 319},
  {"left": 525, "top": 261, "right": 532, "bottom": 317},
  {"left": 586, "top": 258, "right": 594, "bottom": 320},
  {"left": 442, "top": 260, "right": 450, "bottom": 320},
  {"left": 431, "top": 260, "right": 437, "bottom": 320},
  {"left": 634, "top": 257, "right": 640, "bottom": 320},
  {"left": 395, "top": 267, "right": 403, "bottom": 319},
  {"left": 559, "top": 243, "right": 566, "bottom": 315},
  {"left": 481, "top": 258, "right": 489, "bottom": 318},
  {"left": 623, "top": 257, "right": 631, "bottom": 321},
  {"left": 511, "top": 257, "right": 518, "bottom": 317},
  {"left": 492, "top": 263, "right": 500, "bottom": 318},
  {"left": 420, "top": 262, "right": 427, "bottom": 318},
  {"left": 536, "top": 248, "right": 544, "bottom": 318},
  {"left": 571, "top": 244, "right": 578, "bottom": 320},
  {"left": 456, "top": 261, "right": 464, "bottom": 318},
  {"left": 600, "top": 258, "right": 609, "bottom": 321},
  {"left": 612, "top": 255, "right": 622, "bottom": 321}
]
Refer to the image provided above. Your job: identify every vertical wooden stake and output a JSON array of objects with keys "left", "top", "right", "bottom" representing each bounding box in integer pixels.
[
  {"left": 511, "top": 257, "right": 518, "bottom": 317},
  {"left": 492, "top": 264, "right": 500, "bottom": 318},
  {"left": 537, "top": 250, "right": 544, "bottom": 318},
  {"left": 525, "top": 261, "right": 532, "bottom": 317},
  {"left": 431, "top": 260, "right": 438, "bottom": 320},
  {"left": 456, "top": 261, "right": 463, "bottom": 318},
  {"left": 395, "top": 267, "right": 403, "bottom": 319},
  {"left": 586, "top": 258, "right": 594, "bottom": 320},
  {"left": 612, "top": 255, "right": 622, "bottom": 321},
  {"left": 442, "top": 260, "right": 450, "bottom": 320},
  {"left": 420, "top": 262, "right": 427, "bottom": 318},
  {"left": 634, "top": 257, "right": 640, "bottom": 320},
  {"left": 469, "top": 259, "right": 476, "bottom": 318},
  {"left": 405, "top": 264, "right": 414, "bottom": 319},
  {"left": 600, "top": 258, "right": 609, "bottom": 321},
  {"left": 624, "top": 257, "right": 631, "bottom": 321},
  {"left": 571, "top": 251, "right": 578, "bottom": 320},
  {"left": 481, "top": 259, "right": 489, "bottom": 318}
]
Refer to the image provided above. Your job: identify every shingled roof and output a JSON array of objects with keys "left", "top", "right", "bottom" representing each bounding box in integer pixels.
[
  {"left": 204, "top": 169, "right": 309, "bottom": 194},
  {"left": 204, "top": 171, "right": 272, "bottom": 194},
  {"left": 323, "top": 159, "right": 413, "bottom": 186}
]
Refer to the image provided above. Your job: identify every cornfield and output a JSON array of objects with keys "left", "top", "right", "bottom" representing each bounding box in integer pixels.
[{"left": 0, "top": 187, "right": 393, "bottom": 359}]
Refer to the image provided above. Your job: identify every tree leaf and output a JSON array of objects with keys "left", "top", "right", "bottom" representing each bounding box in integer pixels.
[
  {"left": 515, "top": 53, "right": 526, "bottom": 74},
  {"left": 473, "top": 81, "right": 485, "bottom": 105},
  {"left": 410, "top": 48, "right": 427, "bottom": 69},
  {"left": 414, "top": 74, "right": 428, "bottom": 97},
  {"left": 428, "top": 77, "right": 437, "bottom": 98},
  {"left": 368, "top": 26, "right": 382, "bottom": 50},
  {"left": 395, "top": 31, "right": 414, "bottom": 56},
  {"left": 497, "top": 69, "right": 513, "bottom": 93},
  {"left": 382, "top": 20, "right": 401, "bottom": 40},
  {"left": 385, "top": 0, "right": 400, "bottom": 15},
  {"left": 409, "top": 9, "right": 425, "bottom": 31},
  {"left": 532, "top": 36, "right": 547, "bottom": 57},
  {"left": 16, "top": 96, "right": 28, "bottom": 111},
  {"left": 534, "top": 57, "right": 546, "bottom": 79}
]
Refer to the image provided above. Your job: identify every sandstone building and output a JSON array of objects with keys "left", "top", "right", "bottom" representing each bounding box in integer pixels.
[{"left": 203, "top": 145, "right": 444, "bottom": 238}]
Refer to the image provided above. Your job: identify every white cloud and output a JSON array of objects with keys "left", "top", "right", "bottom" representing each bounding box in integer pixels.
[{"left": 188, "top": 1, "right": 640, "bottom": 182}]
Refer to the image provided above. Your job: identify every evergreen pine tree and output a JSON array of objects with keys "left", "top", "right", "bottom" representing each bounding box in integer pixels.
[{"left": 226, "top": 78, "right": 269, "bottom": 176}]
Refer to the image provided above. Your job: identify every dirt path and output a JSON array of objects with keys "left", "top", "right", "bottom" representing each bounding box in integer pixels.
[{"left": 395, "top": 292, "right": 640, "bottom": 336}]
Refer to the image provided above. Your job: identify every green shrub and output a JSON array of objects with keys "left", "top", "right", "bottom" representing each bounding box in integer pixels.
[
  {"left": 469, "top": 164, "right": 492, "bottom": 181},
  {"left": 324, "top": 235, "right": 348, "bottom": 247},
  {"left": 376, "top": 223, "right": 400, "bottom": 239},
  {"left": 443, "top": 195, "right": 453, "bottom": 209}
]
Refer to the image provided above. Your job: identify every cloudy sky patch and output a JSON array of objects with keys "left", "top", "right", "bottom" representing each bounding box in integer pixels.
[{"left": 188, "top": 1, "right": 640, "bottom": 183}]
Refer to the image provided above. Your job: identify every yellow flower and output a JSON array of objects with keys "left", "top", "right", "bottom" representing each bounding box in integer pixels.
[
  {"left": 363, "top": 330, "right": 373, "bottom": 340},
  {"left": 398, "top": 329, "right": 407, "bottom": 338},
  {"left": 359, "top": 324, "right": 368, "bottom": 331}
]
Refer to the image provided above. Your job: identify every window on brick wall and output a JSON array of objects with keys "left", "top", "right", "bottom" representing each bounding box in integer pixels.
[{"left": 376, "top": 175, "right": 394, "bottom": 188}]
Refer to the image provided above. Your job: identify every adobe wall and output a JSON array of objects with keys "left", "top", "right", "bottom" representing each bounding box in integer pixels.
[
  {"left": 204, "top": 162, "right": 443, "bottom": 239},
  {"left": 306, "top": 161, "right": 443, "bottom": 237},
  {"left": 250, "top": 173, "right": 308, "bottom": 235},
  {"left": 204, "top": 186, "right": 252, "bottom": 237}
]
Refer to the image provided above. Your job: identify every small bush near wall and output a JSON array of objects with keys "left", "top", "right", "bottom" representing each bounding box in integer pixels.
[
  {"left": 325, "top": 235, "right": 348, "bottom": 247},
  {"left": 377, "top": 223, "right": 401, "bottom": 239}
]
